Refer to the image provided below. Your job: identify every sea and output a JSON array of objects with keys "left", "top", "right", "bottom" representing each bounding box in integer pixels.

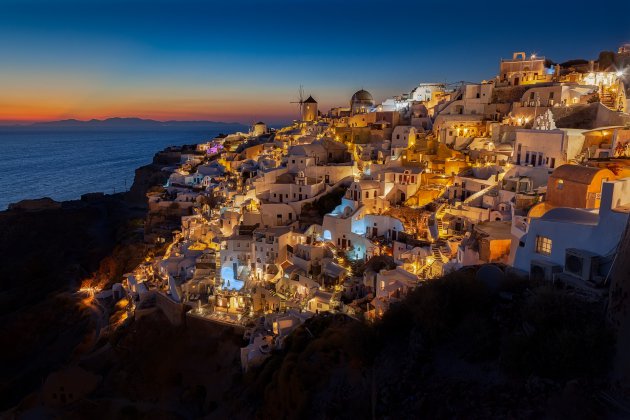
[{"left": 0, "top": 127, "right": 240, "bottom": 210}]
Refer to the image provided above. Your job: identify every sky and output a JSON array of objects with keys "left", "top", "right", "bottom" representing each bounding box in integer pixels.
[{"left": 1, "top": 0, "right": 629, "bottom": 125}]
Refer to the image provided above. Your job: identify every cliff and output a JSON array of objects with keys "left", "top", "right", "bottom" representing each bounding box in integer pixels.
[
  {"left": 0, "top": 146, "right": 180, "bottom": 411},
  {"left": 8, "top": 269, "right": 616, "bottom": 418}
]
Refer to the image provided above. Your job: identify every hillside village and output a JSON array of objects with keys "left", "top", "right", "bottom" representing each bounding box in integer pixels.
[{"left": 108, "top": 46, "right": 630, "bottom": 372}]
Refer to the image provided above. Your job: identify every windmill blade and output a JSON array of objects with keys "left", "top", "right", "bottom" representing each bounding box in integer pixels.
[{"left": 288, "top": 85, "right": 306, "bottom": 119}]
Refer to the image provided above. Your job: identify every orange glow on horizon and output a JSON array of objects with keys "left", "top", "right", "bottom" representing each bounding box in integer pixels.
[
  {"left": 0, "top": 103, "right": 294, "bottom": 124},
  {"left": 0, "top": 89, "right": 298, "bottom": 124}
]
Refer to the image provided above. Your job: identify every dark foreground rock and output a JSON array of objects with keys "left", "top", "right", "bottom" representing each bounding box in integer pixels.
[{"left": 0, "top": 147, "right": 178, "bottom": 411}]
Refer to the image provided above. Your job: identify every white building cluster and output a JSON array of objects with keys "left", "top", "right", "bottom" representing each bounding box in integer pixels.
[{"left": 116, "top": 45, "right": 630, "bottom": 371}]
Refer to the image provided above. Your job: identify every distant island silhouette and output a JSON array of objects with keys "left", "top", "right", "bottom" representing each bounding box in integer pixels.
[{"left": 2, "top": 117, "right": 248, "bottom": 129}]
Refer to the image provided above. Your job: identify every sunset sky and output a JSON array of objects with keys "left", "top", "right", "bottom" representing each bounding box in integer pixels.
[{"left": 2, "top": 0, "right": 629, "bottom": 125}]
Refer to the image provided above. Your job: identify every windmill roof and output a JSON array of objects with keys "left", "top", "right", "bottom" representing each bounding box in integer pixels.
[{"left": 304, "top": 96, "right": 317, "bottom": 103}]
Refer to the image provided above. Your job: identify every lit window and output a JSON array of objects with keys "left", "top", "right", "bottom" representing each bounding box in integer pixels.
[
  {"left": 535, "top": 236, "right": 552, "bottom": 255},
  {"left": 557, "top": 179, "right": 563, "bottom": 190}
]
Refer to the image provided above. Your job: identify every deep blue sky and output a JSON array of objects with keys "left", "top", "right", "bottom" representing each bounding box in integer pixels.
[{"left": 1, "top": 0, "right": 629, "bottom": 124}]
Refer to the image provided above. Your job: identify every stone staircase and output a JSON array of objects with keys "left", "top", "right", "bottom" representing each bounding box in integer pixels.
[
  {"left": 463, "top": 185, "right": 498, "bottom": 206},
  {"left": 435, "top": 204, "right": 448, "bottom": 237},
  {"left": 430, "top": 239, "right": 451, "bottom": 264},
  {"left": 431, "top": 243, "right": 442, "bottom": 260},
  {"left": 600, "top": 90, "right": 616, "bottom": 109},
  {"left": 420, "top": 261, "right": 433, "bottom": 278}
]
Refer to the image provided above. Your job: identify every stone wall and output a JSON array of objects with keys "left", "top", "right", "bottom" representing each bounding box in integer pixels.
[{"left": 155, "top": 291, "right": 186, "bottom": 326}]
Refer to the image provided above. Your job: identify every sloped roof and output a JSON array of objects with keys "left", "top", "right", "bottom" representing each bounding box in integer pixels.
[{"left": 304, "top": 95, "right": 317, "bottom": 103}]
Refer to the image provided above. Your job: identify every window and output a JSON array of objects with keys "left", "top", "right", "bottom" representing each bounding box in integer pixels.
[
  {"left": 550, "top": 158, "right": 556, "bottom": 168},
  {"left": 535, "top": 236, "right": 552, "bottom": 255},
  {"left": 557, "top": 179, "right": 563, "bottom": 190}
]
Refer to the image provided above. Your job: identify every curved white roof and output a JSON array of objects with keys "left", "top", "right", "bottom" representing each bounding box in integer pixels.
[{"left": 540, "top": 207, "right": 599, "bottom": 225}]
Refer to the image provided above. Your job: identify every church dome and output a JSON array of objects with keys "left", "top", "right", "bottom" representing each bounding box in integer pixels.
[
  {"left": 350, "top": 89, "right": 375, "bottom": 114},
  {"left": 351, "top": 89, "right": 374, "bottom": 103}
]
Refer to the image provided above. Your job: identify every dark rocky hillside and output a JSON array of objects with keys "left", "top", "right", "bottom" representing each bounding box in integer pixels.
[
  {"left": 0, "top": 148, "right": 175, "bottom": 411},
  {"left": 231, "top": 270, "right": 616, "bottom": 419}
]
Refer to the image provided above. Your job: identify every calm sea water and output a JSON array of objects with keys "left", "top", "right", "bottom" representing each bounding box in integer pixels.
[{"left": 0, "top": 128, "right": 232, "bottom": 210}]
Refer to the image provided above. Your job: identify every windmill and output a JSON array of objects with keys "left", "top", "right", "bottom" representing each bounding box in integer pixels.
[{"left": 290, "top": 85, "right": 305, "bottom": 120}]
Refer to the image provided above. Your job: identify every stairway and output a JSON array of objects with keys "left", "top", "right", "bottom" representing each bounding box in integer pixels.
[
  {"left": 463, "top": 185, "right": 497, "bottom": 206},
  {"left": 600, "top": 92, "right": 615, "bottom": 109},
  {"left": 420, "top": 263, "right": 432, "bottom": 278},
  {"left": 430, "top": 243, "right": 443, "bottom": 262},
  {"left": 435, "top": 204, "right": 448, "bottom": 238}
]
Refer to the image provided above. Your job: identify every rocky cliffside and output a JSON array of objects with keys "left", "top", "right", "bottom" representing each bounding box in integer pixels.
[{"left": 0, "top": 146, "right": 180, "bottom": 411}]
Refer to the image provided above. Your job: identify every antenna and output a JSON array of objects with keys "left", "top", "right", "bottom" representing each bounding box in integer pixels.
[{"left": 290, "top": 85, "right": 305, "bottom": 120}]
